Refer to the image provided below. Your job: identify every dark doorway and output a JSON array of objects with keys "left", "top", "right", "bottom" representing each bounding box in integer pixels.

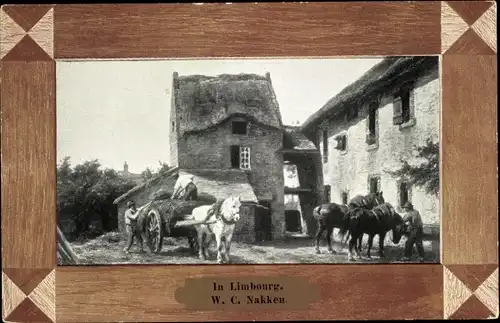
[
  {"left": 255, "top": 201, "right": 272, "bottom": 242},
  {"left": 285, "top": 210, "right": 301, "bottom": 233},
  {"left": 230, "top": 145, "right": 240, "bottom": 168}
]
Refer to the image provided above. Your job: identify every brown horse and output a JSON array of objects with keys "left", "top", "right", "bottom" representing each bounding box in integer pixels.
[
  {"left": 313, "top": 192, "right": 385, "bottom": 254},
  {"left": 343, "top": 202, "right": 404, "bottom": 261},
  {"left": 346, "top": 192, "right": 385, "bottom": 251},
  {"left": 313, "top": 203, "right": 349, "bottom": 254}
]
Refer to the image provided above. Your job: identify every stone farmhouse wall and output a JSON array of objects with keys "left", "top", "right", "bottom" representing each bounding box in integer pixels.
[{"left": 318, "top": 64, "right": 440, "bottom": 225}]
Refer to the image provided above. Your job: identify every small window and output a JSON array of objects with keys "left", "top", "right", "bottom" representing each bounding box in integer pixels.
[
  {"left": 367, "top": 102, "right": 378, "bottom": 145},
  {"left": 368, "top": 176, "right": 381, "bottom": 194},
  {"left": 239, "top": 146, "right": 251, "bottom": 170},
  {"left": 324, "top": 185, "right": 331, "bottom": 203},
  {"left": 232, "top": 121, "right": 248, "bottom": 135},
  {"left": 393, "top": 89, "right": 412, "bottom": 125},
  {"left": 335, "top": 134, "right": 347, "bottom": 151},
  {"left": 341, "top": 191, "right": 349, "bottom": 205},
  {"left": 322, "top": 130, "right": 328, "bottom": 163},
  {"left": 401, "top": 91, "right": 411, "bottom": 123},
  {"left": 171, "top": 121, "right": 175, "bottom": 132},
  {"left": 399, "top": 182, "right": 410, "bottom": 207}
]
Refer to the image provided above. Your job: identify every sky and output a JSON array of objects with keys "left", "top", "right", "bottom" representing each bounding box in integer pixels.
[{"left": 57, "top": 58, "right": 383, "bottom": 173}]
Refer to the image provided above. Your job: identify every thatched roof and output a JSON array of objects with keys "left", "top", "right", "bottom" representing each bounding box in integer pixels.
[
  {"left": 174, "top": 73, "right": 283, "bottom": 137},
  {"left": 113, "top": 167, "right": 179, "bottom": 204},
  {"left": 283, "top": 125, "right": 318, "bottom": 150},
  {"left": 179, "top": 169, "right": 258, "bottom": 203},
  {"left": 301, "top": 56, "right": 439, "bottom": 131}
]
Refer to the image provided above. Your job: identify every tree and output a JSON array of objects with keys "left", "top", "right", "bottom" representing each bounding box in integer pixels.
[
  {"left": 141, "top": 161, "right": 172, "bottom": 180},
  {"left": 57, "top": 158, "right": 136, "bottom": 240},
  {"left": 385, "top": 139, "right": 439, "bottom": 196}
]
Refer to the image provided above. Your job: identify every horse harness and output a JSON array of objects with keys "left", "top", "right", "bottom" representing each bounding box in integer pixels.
[{"left": 204, "top": 201, "right": 237, "bottom": 235}]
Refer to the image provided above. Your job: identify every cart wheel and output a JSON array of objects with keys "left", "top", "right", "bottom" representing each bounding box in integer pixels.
[{"left": 146, "top": 209, "right": 164, "bottom": 253}]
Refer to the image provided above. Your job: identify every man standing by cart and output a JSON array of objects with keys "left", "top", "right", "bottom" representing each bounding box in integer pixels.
[{"left": 123, "top": 200, "right": 144, "bottom": 253}]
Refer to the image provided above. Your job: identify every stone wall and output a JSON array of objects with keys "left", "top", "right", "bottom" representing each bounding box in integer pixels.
[
  {"left": 177, "top": 116, "right": 286, "bottom": 239},
  {"left": 318, "top": 64, "right": 440, "bottom": 224}
]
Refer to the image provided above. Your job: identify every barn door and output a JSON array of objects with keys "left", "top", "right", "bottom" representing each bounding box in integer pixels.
[{"left": 255, "top": 201, "right": 272, "bottom": 242}]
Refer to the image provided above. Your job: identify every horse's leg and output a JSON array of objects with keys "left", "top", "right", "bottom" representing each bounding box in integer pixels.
[
  {"left": 366, "top": 234, "right": 374, "bottom": 259},
  {"left": 348, "top": 235, "right": 356, "bottom": 261},
  {"left": 225, "top": 232, "right": 234, "bottom": 263},
  {"left": 326, "top": 226, "right": 336, "bottom": 254},
  {"left": 197, "top": 227, "right": 206, "bottom": 260},
  {"left": 378, "top": 232, "right": 386, "bottom": 258},
  {"left": 315, "top": 222, "right": 325, "bottom": 254},
  {"left": 215, "top": 232, "right": 224, "bottom": 264},
  {"left": 203, "top": 233, "right": 211, "bottom": 259},
  {"left": 358, "top": 233, "right": 363, "bottom": 252}
]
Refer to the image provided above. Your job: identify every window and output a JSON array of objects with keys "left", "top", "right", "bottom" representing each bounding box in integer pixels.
[
  {"left": 399, "top": 182, "right": 410, "bottom": 208},
  {"left": 368, "top": 176, "right": 381, "bottom": 194},
  {"left": 322, "top": 130, "right": 328, "bottom": 163},
  {"left": 366, "top": 102, "right": 378, "bottom": 145},
  {"left": 232, "top": 121, "right": 248, "bottom": 135},
  {"left": 171, "top": 121, "right": 175, "bottom": 132},
  {"left": 335, "top": 134, "right": 347, "bottom": 151},
  {"left": 341, "top": 191, "right": 349, "bottom": 205},
  {"left": 393, "top": 89, "right": 412, "bottom": 125},
  {"left": 231, "top": 145, "right": 251, "bottom": 170},
  {"left": 324, "top": 185, "right": 331, "bottom": 203}
]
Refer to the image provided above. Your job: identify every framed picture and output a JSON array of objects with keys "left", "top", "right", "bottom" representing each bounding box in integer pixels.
[{"left": 1, "top": 2, "right": 497, "bottom": 321}]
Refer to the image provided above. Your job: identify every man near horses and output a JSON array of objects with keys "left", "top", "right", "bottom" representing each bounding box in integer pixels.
[
  {"left": 171, "top": 174, "right": 198, "bottom": 200},
  {"left": 123, "top": 200, "right": 144, "bottom": 253},
  {"left": 401, "top": 202, "right": 424, "bottom": 261}
]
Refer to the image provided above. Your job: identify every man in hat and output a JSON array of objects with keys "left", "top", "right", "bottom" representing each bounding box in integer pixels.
[
  {"left": 123, "top": 200, "right": 144, "bottom": 253},
  {"left": 401, "top": 201, "right": 425, "bottom": 261},
  {"left": 171, "top": 174, "right": 197, "bottom": 201}
]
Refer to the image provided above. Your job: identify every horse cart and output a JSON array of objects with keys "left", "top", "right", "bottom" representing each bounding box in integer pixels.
[{"left": 135, "top": 194, "right": 216, "bottom": 254}]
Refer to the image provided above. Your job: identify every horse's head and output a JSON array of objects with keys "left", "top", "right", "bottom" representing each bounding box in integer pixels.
[
  {"left": 222, "top": 196, "right": 242, "bottom": 222},
  {"left": 391, "top": 209, "right": 405, "bottom": 244}
]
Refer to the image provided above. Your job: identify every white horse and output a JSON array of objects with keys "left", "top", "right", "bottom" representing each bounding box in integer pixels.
[{"left": 191, "top": 196, "right": 242, "bottom": 264}]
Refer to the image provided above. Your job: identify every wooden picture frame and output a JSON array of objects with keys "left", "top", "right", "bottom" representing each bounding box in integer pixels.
[{"left": 1, "top": 2, "right": 497, "bottom": 321}]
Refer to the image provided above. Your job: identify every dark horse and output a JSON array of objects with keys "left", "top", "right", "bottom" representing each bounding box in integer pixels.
[
  {"left": 313, "top": 192, "right": 384, "bottom": 254},
  {"left": 346, "top": 192, "right": 385, "bottom": 251},
  {"left": 313, "top": 203, "right": 349, "bottom": 254},
  {"left": 342, "top": 202, "right": 405, "bottom": 261}
]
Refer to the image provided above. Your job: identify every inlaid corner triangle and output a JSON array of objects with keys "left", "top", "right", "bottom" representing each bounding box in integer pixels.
[
  {"left": 0, "top": 9, "right": 27, "bottom": 59},
  {"left": 444, "top": 266, "right": 473, "bottom": 319},
  {"left": 475, "top": 268, "right": 499, "bottom": 318},
  {"left": 27, "top": 8, "right": 53, "bottom": 58},
  {"left": 2, "top": 272, "right": 27, "bottom": 319},
  {"left": 472, "top": 2, "right": 497, "bottom": 53},
  {"left": 441, "top": 1, "right": 469, "bottom": 54},
  {"left": 28, "top": 269, "right": 55, "bottom": 323}
]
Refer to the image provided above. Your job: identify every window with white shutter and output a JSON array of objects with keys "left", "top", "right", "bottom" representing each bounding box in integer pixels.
[{"left": 239, "top": 147, "right": 251, "bottom": 170}]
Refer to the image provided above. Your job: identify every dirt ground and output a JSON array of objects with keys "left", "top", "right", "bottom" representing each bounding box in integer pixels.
[{"left": 65, "top": 231, "right": 440, "bottom": 265}]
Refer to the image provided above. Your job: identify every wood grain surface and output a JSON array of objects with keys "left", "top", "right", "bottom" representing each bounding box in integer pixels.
[
  {"left": 53, "top": 2, "right": 441, "bottom": 58},
  {"left": 441, "top": 55, "right": 498, "bottom": 265},
  {"left": 56, "top": 265, "right": 443, "bottom": 322},
  {"left": 1, "top": 62, "right": 56, "bottom": 268}
]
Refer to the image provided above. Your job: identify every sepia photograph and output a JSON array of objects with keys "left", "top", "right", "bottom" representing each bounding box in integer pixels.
[{"left": 56, "top": 56, "right": 440, "bottom": 265}]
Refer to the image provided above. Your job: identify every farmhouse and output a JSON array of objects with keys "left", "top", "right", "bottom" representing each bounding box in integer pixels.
[
  {"left": 301, "top": 56, "right": 440, "bottom": 225},
  {"left": 114, "top": 72, "right": 321, "bottom": 242}
]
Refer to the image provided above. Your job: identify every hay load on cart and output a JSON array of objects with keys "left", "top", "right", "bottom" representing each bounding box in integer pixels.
[{"left": 135, "top": 191, "right": 217, "bottom": 254}]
